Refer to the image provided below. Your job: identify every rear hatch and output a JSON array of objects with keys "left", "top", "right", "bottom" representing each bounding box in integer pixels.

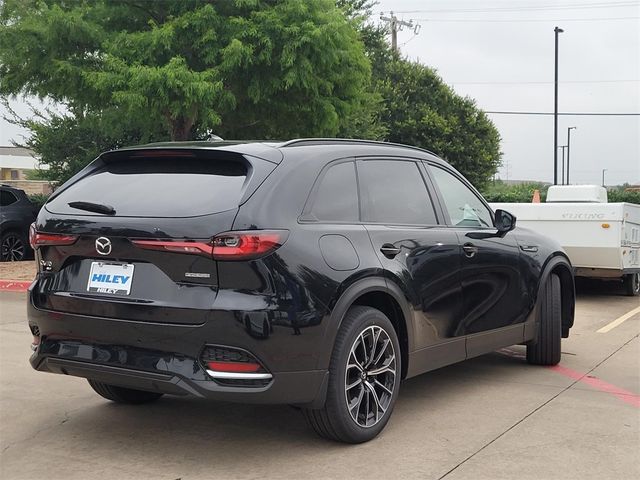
[{"left": 33, "top": 147, "right": 277, "bottom": 324}]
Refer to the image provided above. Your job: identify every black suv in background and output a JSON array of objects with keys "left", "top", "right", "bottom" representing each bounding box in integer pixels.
[
  {"left": 1, "top": 184, "right": 38, "bottom": 261},
  {"left": 27, "top": 139, "right": 575, "bottom": 443}
]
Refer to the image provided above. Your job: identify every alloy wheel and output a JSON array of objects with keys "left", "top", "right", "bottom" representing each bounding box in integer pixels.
[
  {"left": 344, "top": 325, "right": 397, "bottom": 428},
  {"left": 1, "top": 234, "right": 25, "bottom": 261}
]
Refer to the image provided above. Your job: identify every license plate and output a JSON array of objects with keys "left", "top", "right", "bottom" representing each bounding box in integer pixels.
[{"left": 87, "top": 262, "right": 134, "bottom": 295}]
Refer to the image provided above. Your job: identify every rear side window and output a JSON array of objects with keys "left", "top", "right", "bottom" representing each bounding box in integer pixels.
[
  {"left": 358, "top": 160, "right": 437, "bottom": 225},
  {"left": 0, "top": 190, "right": 18, "bottom": 206},
  {"left": 308, "top": 161, "right": 359, "bottom": 222},
  {"left": 46, "top": 157, "right": 248, "bottom": 218}
]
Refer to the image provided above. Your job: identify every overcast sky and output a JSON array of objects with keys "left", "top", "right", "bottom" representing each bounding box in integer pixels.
[
  {"left": 375, "top": 0, "right": 640, "bottom": 185},
  {"left": 1, "top": 0, "right": 638, "bottom": 186}
]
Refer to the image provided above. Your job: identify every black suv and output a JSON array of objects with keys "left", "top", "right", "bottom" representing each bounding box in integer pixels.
[
  {"left": 28, "top": 139, "right": 575, "bottom": 443},
  {"left": 1, "top": 184, "right": 38, "bottom": 261}
]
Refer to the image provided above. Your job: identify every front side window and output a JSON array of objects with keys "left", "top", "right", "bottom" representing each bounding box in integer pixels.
[
  {"left": 429, "top": 166, "right": 493, "bottom": 228},
  {"left": 358, "top": 160, "right": 437, "bottom": 225}
]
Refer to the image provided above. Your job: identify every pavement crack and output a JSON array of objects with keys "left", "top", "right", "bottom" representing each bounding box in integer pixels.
[
  {"left": 437, "top": 333, "right": 640, "bottom": 480},
  {"left": 1, "top": 408, "right": 75, "bottom": 455}
]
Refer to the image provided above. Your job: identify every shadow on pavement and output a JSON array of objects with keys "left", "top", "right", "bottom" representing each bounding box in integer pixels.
[{"left": 51, "top": 349, "right": 534, "bottom": 457}]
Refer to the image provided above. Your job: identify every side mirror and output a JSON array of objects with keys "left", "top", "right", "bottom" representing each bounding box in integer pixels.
[{"left": 494, "top": 209, "right": 516, "bottom": 236}]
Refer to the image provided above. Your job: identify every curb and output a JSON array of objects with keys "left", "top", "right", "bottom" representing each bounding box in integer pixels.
[{"left": 0, "top": 280, "right": 32, "bottom": 292}]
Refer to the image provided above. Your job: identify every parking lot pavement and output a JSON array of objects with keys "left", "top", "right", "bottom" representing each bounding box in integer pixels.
[{"left": 1, "top": 290, "right": 638, "bottom": 480}]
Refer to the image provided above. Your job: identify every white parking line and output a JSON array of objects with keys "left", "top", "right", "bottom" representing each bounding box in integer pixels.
[{"left": 597, "top": 306, "right": 640, "bottom": 333}]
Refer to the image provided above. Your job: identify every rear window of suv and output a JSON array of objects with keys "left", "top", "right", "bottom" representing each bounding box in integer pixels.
[
  {"left": 46, "top": 157, "right": 248, "bottom": 218},
  {"left": 0, "top": 190, "right": 18, "bottom": 206}
]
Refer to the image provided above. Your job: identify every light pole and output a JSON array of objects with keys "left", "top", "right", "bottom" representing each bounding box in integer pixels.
[
  {"left": 553, "top": 26, "right": 564, "bottom": 185},
  {"left": 559, "top": 146, "right": 567, "bottom": 184},
  {"left": 567, "top": 126, "right": 576, "bottom": 184},
  {"left": 602, "top": 169, "right": 607, "bottom": 187}
]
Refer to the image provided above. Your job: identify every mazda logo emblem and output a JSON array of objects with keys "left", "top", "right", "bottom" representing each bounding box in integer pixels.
[{"left": 95, "top": 237, "right": 112, "bottom": 256}]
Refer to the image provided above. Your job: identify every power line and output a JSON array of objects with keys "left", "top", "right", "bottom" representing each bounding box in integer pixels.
[
  {"left": 412, "top": 16, "right": 640, "bottom": 23},
  {"left": 390, "top": 1, "right": 640, "bottom": 15},
  {"left": 450, "top": 79, "right": 639, "bottom": 85},
  {"left": 484, "top": 111, "right": 640, "bottom": 116}
]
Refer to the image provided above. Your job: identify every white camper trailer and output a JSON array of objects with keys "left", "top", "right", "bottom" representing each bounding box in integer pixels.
[{"left": 491, "top": 185, "right": 640, "bottom": 296}]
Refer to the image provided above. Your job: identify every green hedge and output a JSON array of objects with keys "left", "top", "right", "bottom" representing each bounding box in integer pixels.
[
  {"left": 28, "top": 193, "right": 49, "bottom": 209},
  {"left": 481, "top": 182, "right": 639, "bottom": 205},
  {"left": 481, "top": 182, "right": 549, "bottom": 203},
  {"left": 608, "top": 188, "right": 640, "bottom": 204}
]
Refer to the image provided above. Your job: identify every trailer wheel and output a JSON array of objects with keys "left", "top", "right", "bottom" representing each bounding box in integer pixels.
[{"left": 623, "top": 273, "right": 640, "bottom": 296}]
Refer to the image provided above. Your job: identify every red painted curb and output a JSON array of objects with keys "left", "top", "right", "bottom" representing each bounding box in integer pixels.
[{"left": 0, "top": 280, "right": 32, "bottom": 292}]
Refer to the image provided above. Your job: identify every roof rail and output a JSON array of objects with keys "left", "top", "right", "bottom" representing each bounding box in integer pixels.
[{"left": 279, "top": 138, "right": 438, "bottom": 157}]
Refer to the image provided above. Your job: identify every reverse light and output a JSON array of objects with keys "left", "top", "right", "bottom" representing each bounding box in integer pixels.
[
  {"left": 132, "top": 230, "right": 288, "bottom": 261},
  {"left": 29, "top": 224, "right": 78, "bottom": 249}
]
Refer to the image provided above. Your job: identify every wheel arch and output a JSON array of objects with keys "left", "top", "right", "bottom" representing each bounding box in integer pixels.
[
  {"left": 322, "top": 276, "right": 413, "bottom": 380},
  {"left": 0, "top": 221, "right": 24, "bottom": 235},
  {"left": 540, "top": 253, "right": 575, "bottom": 337}
]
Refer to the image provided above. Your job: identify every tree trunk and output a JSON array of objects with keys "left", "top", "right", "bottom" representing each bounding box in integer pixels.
[{"left": 168, "top": 110, "right": 197, "bottom": 141}]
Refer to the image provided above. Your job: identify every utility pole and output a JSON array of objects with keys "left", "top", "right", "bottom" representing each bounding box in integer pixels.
[
  {"left": 380, "top": 11, "right": 420, "bottom": 54},
  {"left": 566, "top": 126, "right": 576, "bottom": 184},
  {"left": 559, "top": 145, "right": 567, "bottom": 184},
  {"left": 553, "top": 26, "right": 564, "bottom": 185},
  {"left": 602, "top": 169, "right": 607, "bottom": 187}
]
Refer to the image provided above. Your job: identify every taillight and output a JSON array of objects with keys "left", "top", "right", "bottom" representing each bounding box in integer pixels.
[
  {"left": 29, "top": 224, "right": 78, "bottom": 249},
  {"left": 132, "top": 230, "right": 287, "bottom": 261},
  {"left": 211, "top": 230, "right": 287, "bottom": 260},
  {"left": 130, "top": 240, "right": 213, "bottom": 256}
]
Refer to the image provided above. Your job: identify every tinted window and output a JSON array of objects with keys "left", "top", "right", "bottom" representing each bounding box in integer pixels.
[
  {"left": 310, "top": 161, "right": 359, "bottom": 222},
  {"left": 430, "top": 166, "right": 493, "bottom": 228},
  {"left": 0, "top": 190, "right": 18, "bottom": 207},
  {"left": 46, "top": 158, "right": 247, "bottom": 218},
  {"left": 358, "top": 160, "right": 437, "bottom": 225}
]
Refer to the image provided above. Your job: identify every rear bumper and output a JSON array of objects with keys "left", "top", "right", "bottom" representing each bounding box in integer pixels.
[
  {"left": 31, "top": 354, "right": 328, "bottom": 405},
  {"left": 27, "top": 286, "right": 329, "bottom": 406}
]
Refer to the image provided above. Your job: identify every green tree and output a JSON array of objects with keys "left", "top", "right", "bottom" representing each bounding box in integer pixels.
[
  {"left": 3, "top": 102, "right": 167, "bottom": 183},
  {"left": 0, "top": 0, "right": 373, "bottom": 140},
  {"left": 374, "top": 57, "right": 501, "bottom": 188},
  {"left": 340, "top": 0, "right": 502, "bottom": 187}
]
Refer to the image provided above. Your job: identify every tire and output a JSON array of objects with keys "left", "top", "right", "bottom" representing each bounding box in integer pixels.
[
  {"left": 303, "top": 306, "right": 401, "bottom": 443},
  {"left": 0, "top": 231, "right": 27, "bottom": 262},
  {"left": 88, "top": 379, "right": 163, "bottom": 404},
  {"left": 622, "top": 273, "right": 640, "bottom": 296},
  {"left": 527, "top": 273, "right": 562, "bottom": 366}
]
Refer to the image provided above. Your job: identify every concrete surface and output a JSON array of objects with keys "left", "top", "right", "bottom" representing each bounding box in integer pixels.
[{"left": 0, "top": 289, "right": 638, "bottom": 480}]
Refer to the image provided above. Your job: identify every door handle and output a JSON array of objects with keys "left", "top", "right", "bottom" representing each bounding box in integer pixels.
[
  {"left": 462, "top": 242, "right": 478, "bottom": 258},
  {"left": 380, "top": 244, "right": 401, "bottom": 258}
]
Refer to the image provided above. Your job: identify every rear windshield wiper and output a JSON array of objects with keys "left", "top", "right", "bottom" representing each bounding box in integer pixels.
[{"left": 68, "top": 201, "right": 116, "bottom": 215}]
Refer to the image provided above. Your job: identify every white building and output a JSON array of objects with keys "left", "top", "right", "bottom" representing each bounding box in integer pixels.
[
  {"left": 0, "top": 146, "right": 52, "bottom": 194},
  {"left": 0, "top": 146, "right": 42, "bottom": 180}
]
